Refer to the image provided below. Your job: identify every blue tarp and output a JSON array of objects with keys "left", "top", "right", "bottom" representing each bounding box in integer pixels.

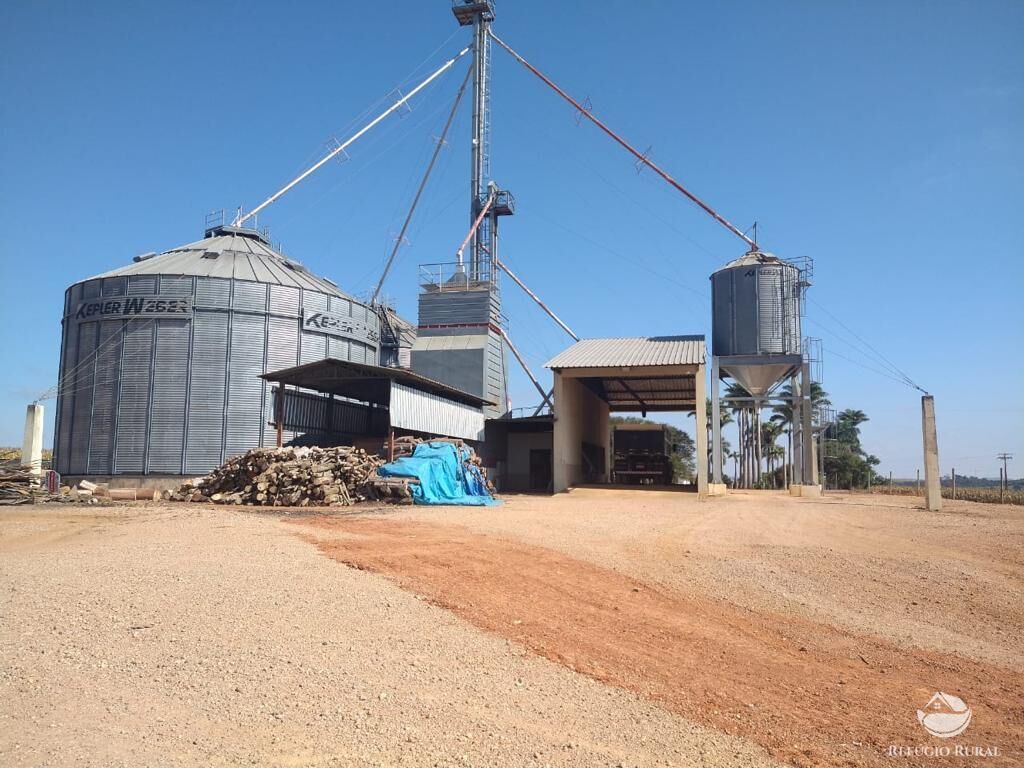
[{"left": 378, "top": 441, "right": 499, "bottom": 506}]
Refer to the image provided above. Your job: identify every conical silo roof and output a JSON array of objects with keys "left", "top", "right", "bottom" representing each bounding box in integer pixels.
[{"left": 90, "top": 225, "right": 347, "bottom": 298}]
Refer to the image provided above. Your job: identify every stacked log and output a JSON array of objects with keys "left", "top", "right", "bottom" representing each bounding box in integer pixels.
[
  {"left": 0, "top": 467, "right": 52, "bottom": 505},
  {"left": 167, "top": 446, "right": 416, "bottom": 507}
]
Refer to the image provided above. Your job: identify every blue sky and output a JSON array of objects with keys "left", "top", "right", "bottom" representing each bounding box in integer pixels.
[{"left": 2, "top": 1, "right": 1021, "bottom": 478}]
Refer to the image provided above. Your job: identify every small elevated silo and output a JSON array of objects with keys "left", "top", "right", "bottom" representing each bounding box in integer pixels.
[
  {"left": 53, "top": 224, "right": 381, "bottom": 480},
  {"left": 710, "top": 250, "right": 804, "bottom": 396},
  {"left": 708, "top": 249, "right": 817, "bottom": 493}
]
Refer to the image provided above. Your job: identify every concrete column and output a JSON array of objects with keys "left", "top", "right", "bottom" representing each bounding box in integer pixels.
[
  {"left": 695, "top": 363, "right": 709, "bottom": 497},
  {"left": 922, "top": 395, "right": 942, "bottom": 511},
  {"left": 552, "top": 372, "right": 571, "bottom": 493},
  {"left": 711, "top": 357, "right": 723, "bottom": 485},
  {"left": 21, "top": 403, "right": 44, "bottom": 476},
  {"left": 798, "top": 362, "right": 820, "bottom": 496}
]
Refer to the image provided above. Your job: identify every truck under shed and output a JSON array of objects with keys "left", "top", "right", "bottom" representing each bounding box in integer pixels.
[
  {"left": 544, "top": 336, "right": 708, "bottom": 495},
  {"left": 261, "top": 358, "right": 492, "bottom": 445}
]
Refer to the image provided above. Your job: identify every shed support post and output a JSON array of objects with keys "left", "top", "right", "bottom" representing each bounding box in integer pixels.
[
  {"left": 388, "top": 428, "right": 395, "bottom": 463},
  {"left": 695, "top": 362, "right": 708, "bottom": 498},
  {"left": 922, "top": 395, "right": 942, "bottom": 511},
  {"left": 275, "top": 387, "right": 284, "bottom": 448},
  {"left": 709, "top": 358, "right": 725, "bottom": 495}
]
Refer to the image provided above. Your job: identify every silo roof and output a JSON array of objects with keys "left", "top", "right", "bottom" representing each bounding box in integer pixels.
[
  {"left": 88, "top": 225, "right": 348, "bottom": 298},
  {"left": 717, "top": 249, "right": 787, "bottom": 271}
]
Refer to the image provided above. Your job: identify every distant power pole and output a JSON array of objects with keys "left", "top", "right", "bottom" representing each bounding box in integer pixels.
[{"left": 996, "top": 453, "right": 1013, "bottom": 492}]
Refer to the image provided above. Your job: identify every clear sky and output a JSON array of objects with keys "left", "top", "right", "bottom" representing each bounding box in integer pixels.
[{"left": 2, "top": 1, "right": 1021, "bottom": 478}]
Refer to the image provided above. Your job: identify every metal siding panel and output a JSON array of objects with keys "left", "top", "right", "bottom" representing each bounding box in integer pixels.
[
  {"left": 734, "top": 269, "right": 758, "bottom": 355},
  {"left": 328, "top": 336, "right": 350, "bottom": 361},
  {"left": 80, "top": 280, "right": 102, "bottom": 300},
  {"left": 195, "top": 277, "right": 231, "bottom": 309},
  {"left": 299, "top": 331, "right": 326, "bottom": 365},
  {"left": 148, "top": 319, "right": 190, "bottom": 473},
  {"left": 302, "top": 290, "right": 329, "bottom": 314},
  {"left": 280, "top": 390, "right": 329, "bottom": 433},
  {"left": 86, "top": 321, "right": 124, "bottom": 474},
  {"left": 54, "top": 319, "right": 78, "bottom": 474},
  {"left": 417, "top": 289, "right": 492, "bottom": 326},
  {"left": 232, "top": 280, "right": 268, "bottom": 313},
  {"left": 185, "top": 312, "right": 229, "bottom": 473},
  {"left": 328, "top": 296, "right": 351, "bottom": 316},
  {"left": 114, "top": 321, "right": 154, "bottom": 473},
  {"left": 389, "top": 382, "right": 484, "bottom": 441},
  {"left": 225, "top": 312, "right": 266, "bottom": 457},
  {"left": 269, "top": 285, "right": 300, "bottom": 317},
  {"left": 264, "top": 316, "right": 299, "bottom": 445},
  {"left": 127, "top": 275, "right": 158, "bottom": 295},
  {"left": 103, "top": 277, "right": 127, "bottom": 296},
  {"left": 68, "top": 323, "right": 99, "bottom": 474},
  {"left": 330, "top": 400, "right": 371, "bottom": 434},
  {"left": 159, "top": 275, "right": 194, "bottom": 295}
]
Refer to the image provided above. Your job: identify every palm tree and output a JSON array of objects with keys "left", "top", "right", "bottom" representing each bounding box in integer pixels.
[
  {"left": 771, "top": 381, "right": 831, "bottom": 485},
  {"left": 689, "top": 398, "right": 734, "bottom": 480},
  {"left": 835, "top": 409, "right": 869, "bottom": 447},
  {"left": 725, "top": 382, "right": 752, "bottom": 487},
  {"left": 761, "top": 420, "right": 785, "bottom": 487}
]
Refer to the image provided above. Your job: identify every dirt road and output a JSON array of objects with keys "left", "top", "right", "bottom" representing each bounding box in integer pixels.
[
  {"left": 2, "top": 489, "right": 1022, "bottom": 766},
  {"left": 0, "top": 504, "right": 779, "bottom": 768}
]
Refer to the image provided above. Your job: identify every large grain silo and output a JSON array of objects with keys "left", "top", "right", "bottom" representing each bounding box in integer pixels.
[{"left": 53, "top": 224, "right": 381, "bottom": 480}]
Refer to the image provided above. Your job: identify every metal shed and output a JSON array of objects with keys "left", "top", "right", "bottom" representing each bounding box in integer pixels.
[
  {"left": 544, "top": 336, "right": 709, "bottom": 494},
  {"left": 262, "top": 358, "right": 492, "bottom": 443}
]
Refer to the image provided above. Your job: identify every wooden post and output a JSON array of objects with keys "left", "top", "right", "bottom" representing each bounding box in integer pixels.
[
  {"left": 1000, "top": 467, "right": 1004, "bottom": 503},
  {"left": 916, "top": 469, "right": 921, "bottom": 495},
  {"left": 952, "top": 467, "right": 956, "bottom": 500},
  {"left": 275, "top": 386, "right": 284, "bottom": 448},
  {"left": 388, "top": 428, "right": 395, "bottom": 463}
]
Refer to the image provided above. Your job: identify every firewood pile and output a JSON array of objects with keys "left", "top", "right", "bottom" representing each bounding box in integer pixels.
[
  {"left": 167, "top": 446, "right": 416, "bottom": 507},
  {"left": 0, "top": 467, "right": 52, "bottom": 506}
]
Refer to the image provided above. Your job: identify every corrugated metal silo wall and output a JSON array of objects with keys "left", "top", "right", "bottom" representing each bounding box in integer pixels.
[
  {"left": 54, "top": 275, "right": 378, "bottom": 476},
  {"left": 711, "top": 265, "right": 802, "bottom": 357}
]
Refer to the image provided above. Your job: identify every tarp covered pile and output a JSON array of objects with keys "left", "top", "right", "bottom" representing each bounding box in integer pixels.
[{"left": 379, "top": 441, "right": 498, "bottom": 506}]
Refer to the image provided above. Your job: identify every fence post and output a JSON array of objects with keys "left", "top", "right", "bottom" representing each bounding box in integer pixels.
[{"left": 951, "top": 467, "right": 955, "bottom": 500}]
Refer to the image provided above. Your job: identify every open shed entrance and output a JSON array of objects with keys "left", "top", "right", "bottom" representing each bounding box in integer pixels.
[{"left": 544, "top": 336, "right": 708, "bottom": 496}]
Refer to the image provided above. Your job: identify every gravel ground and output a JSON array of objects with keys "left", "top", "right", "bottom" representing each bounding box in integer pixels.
[
  {"left": 0, "top": 504, "right": 780, "bottom": 768},
  {"left": 391, "top": 488, "right": 1024, "bottom": 670}
]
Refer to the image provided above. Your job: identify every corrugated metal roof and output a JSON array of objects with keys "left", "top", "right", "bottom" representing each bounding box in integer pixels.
[
  {"left": 261, "top": 357, "right": 494, "bottom": 407},
  {"left": 545, "top": 336, "right": 706, "bottom": 369},
  {"left": 87, "top": 226, "right": 348, "bottom": 298}
]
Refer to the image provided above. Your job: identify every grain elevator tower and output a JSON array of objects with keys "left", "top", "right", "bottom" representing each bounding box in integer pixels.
[{"left": 411, "top": 0, "right": 513, "bottom": 418}]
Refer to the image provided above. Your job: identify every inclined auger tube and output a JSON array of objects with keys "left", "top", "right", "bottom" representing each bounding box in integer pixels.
[{"left": 234, "top": 45, "right": 471, "bottom": 228}]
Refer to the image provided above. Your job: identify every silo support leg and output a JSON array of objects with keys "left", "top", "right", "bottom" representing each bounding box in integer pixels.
[{"left": 799, "top": 361, "right": 820, "bottom": 496}]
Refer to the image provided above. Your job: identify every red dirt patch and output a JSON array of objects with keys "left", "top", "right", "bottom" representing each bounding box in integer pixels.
[{"left": 289, "top": 517, "right": 1023, "bottom": 767}]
